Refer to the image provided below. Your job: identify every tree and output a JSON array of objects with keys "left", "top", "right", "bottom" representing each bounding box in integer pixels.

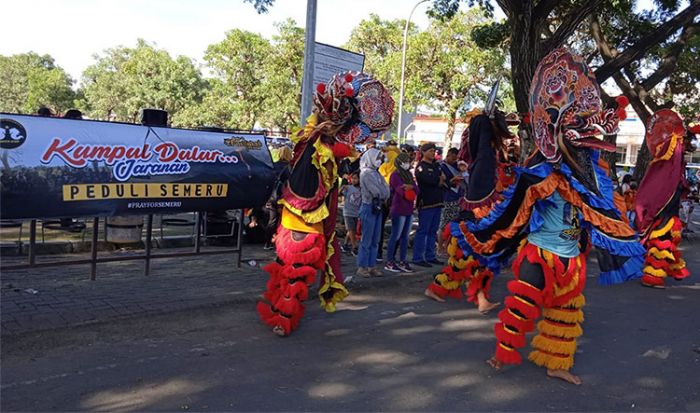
[
  {"left": 261, "top": 19, "right": 305, "bottom": 132},
  {"left": 428, "top": 0, "right": 699, "bottom": 113},
  {"left": 79, "top": 40, "right": 205, "bottom": 124},
  {"left": 345, "top": 14, "right": 425, "bottom": 137},
  {"left": 177, "top": 30, "right": 272, "bottom": 130},
  {"left": 429, "top": 0, "right": 699, "bottom": 179},
  {"left": 413, "top": 9, "right": 509, "bottom": 147},
  {"left": 0, "top": 52, "right": 76, "bottom": 115}
]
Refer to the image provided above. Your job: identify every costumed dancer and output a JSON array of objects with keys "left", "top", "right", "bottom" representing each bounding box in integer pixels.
[
  {"left": 424, "top": 85, "right": 518, "bottom": 313},
  {"left": 257, "top": 72, "right": 394, "bottom": 336},
  {"left": 635, "top": 109, "right": 698, "bottom": 288},
  {"left": 459, "top": 49, "right": 645, "bottom": 385}
]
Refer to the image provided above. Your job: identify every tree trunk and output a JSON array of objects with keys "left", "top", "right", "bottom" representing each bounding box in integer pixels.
[
  {"left": 633, "top": 143, "right": 652, "bottom": 184},
  {"left": 444, "top": 109, "right": 458, "bottom": 149},
  {"left": 508, "top": 11, "right": 542, "bottom": 115}
]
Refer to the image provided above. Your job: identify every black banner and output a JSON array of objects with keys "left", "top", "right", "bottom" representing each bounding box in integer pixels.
[{"left": 0, "top": 114, "right": 276, "bottom": 219}]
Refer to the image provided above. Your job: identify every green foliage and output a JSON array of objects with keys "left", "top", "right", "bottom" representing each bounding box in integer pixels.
[
  {"left": 345, "top": 14, "right": 418, "bottom": 115},
  {"left": 427, "top": 0, "right": 493, "bottom": 20},
  {"left": 244, "top": 0, "right": 275, "bottom": 13},
  {"left": 0, "top": 53, "right": 76, "bottom": 115},
  {"left": 177, "top": 29, "right": 272, "bottom": 130},
  {"left": 413, "top": 9, "right": 510, "bottom": 144},
  {"left": 471, "top": 21, "right": 509, "bottom": 48},
  {"left": 79, "top": 40, "right": 205, "bottom": 123},
  {"left": 261, "top": 19, "right": 305, "bottom": 131}
]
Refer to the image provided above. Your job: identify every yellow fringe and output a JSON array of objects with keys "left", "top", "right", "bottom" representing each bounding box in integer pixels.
[
  {"left": 649, "top": 247, "right": 675, "bottom": 261},
  {"left": 528, "top": 350, "right": 574, "bottom": 371},
  {"left": 669, "top": 259, "right": 686, "bottom": 271},
  {"left": 318, "top": 277, "right": 349, "bottom": 313},
  {"left": 650, "top": 218, "right": 675, "bottom": 239},
  {"left": 312, "top": 137, "right": 338, "bottom": 191},
  {"left": 435, "top": 273, "right": 461, "bottom": 290},
  {"left": 652, "top": 133, "right": 679, "bottom": 162},
  {"left": 563, "top": 294, "right": 585, "bottom": 309},
  {"left": 537, "top": 319, "right": 583, "bottom": 339},
  {"left": 452, "top": 258, "right": 468, "bottom": 270},
  {"left": 643, "top": 265, "right": 667, "bottom": 278},
  {"left": 553, "top": 257, "right": 582, "bottom": 298},
  {"left": 447, "top": 238, "right": 458, "bottom": 256},
  {"left": 531, "top": 334, "right": 577, "bottom": 356},
  {"left": 543, "top": 307, "right": 584, "bottom": 324},
  {"left": 279, "top": 200, "right": 329, "bottom": 225},
  {"left": 280, "top": 207, "right": 325, "bottom": 233}
]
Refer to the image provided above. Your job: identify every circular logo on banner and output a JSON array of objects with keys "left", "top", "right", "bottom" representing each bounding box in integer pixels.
[{"left": 0, "top": 119, "right": 27, "bottom": 149}]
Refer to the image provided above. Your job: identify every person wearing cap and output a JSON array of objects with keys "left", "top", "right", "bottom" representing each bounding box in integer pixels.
[
  {"left": 412, "top": 142, "right": 445, "bottom": 267},
  {"left": 437, "top": 147, "right": 465, "bottom": 255}
]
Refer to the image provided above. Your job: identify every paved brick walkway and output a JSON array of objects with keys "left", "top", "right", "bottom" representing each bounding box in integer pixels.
[{"left": 0, "top": 244, "right": 437, "bottom": 336}]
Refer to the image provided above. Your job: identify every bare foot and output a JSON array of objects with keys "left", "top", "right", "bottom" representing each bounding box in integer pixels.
[
  {"left": 486, "top": 356, "right": 502, "bottom": 370},
  {"left": 272, "top": 326, "right": 287, "bottom": 337},
  {"left": 478, "top": 300, "right": 500, "bottom": 314},
  {"left": 547, "top": 369, "right": 582, "bottom": 385},
  {"left": 424, "top": 288, "right": 446, "bottom": 303}
]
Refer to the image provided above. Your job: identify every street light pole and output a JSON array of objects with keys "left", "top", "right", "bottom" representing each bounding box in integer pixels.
[
  {"left": 300, "top": 0, "right": 318, "bottom": 124},
  {"left": 396, "top": 0, "right": 428, "bottom": 143}
]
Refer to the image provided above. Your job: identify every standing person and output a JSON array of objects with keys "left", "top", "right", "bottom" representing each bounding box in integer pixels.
[
  {"left": 481, "top": 49, "right": 644, "bottom": 385},
  {"left": 412, "top": 142, "right": 445, "bottom": 267},
  {"left": 357, "top": 147, "right": 390, "bottom": 277},
  {"left": 384, "top": 152, "right": 418, "bottom": 273},
  {"left": 341, "top": 171, "right": 361, "bottom": 255},
  {"left": 635, "top": 109, "right": 696, "bottom": 288},
  {"left": 376, "top": 140, "right": 401, "bottom": 262},
  {"left": 437, "top": 147, "right": 464, "bottom": 255}
]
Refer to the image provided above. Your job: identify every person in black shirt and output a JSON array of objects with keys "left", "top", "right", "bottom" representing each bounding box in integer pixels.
[{"left": 412, "top": 142, "right": 445, "bottom": 267}]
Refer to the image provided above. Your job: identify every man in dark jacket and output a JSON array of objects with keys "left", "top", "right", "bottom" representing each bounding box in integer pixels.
[{"left": 412, "top": 142, "right": 445, "bottom": 267}]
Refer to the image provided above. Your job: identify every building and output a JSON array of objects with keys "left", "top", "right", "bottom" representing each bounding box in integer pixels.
[{"left": 405, "top": 109, "right": 699, "bottom": 182}]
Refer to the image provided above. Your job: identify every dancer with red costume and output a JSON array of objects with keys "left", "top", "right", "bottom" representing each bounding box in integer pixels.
[
  {"left": 445, "top": 49, "right": 645, "bottom": 385},
  {"left": 424, "top": 86, "right": 518, "bottom": 313},
  {"left": 635, "top": 109, "right": 698, "bottom": 289},
  {"left": 257, "top": 72, "right": 394, "bottom": 336}
]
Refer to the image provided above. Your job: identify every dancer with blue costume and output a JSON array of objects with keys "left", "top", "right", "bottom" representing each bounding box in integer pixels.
[{"left": 444, "top": 49, "right": 645, "bottom": 385}]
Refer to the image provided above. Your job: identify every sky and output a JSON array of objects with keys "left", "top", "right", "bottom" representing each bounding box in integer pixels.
[{"left": 1, "top": 0, "right": 441, "bottom": 83}]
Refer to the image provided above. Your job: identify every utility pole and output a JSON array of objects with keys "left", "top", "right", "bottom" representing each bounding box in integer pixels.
[
  {"left": 300, "top": 0, "right": 317, "bottom": 123},
  {"left": 396, "top": 0, "right": 428, "bottom": 143}
]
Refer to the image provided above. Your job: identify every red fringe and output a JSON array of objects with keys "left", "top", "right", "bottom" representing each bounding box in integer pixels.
[
  {"left": 504, "top": 296, "right": 541, "bottom": 320},
  {"left": 506, "top": 279, "right": 544, "bottom": 306},
  {"left": 276, "top": 230, "right": 325, "bottom": 268},
  {"left": 495, "top": 343, "right": 522, "bottom": 365},
  {"left": 641, "top": 273, "right": 665, "bottom": 287},
  {"left": 497, "top": 308, "right": 535, "bottom": 333},
  {"left": 495, "top": 323, "right": 526, "bottom": 348},
  {"left": 427, "top": 282, "right": 449, "bottom": 299},
  {"left": 280, "top": 175, "right": 327, "bottom": 212},
  {"left": 466, "top": 268, "right": 493, "bottom": 304}
]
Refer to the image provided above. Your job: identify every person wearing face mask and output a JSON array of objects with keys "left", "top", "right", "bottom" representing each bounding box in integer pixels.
[
  {"left": 357, "top": 147, "right": 391, "bottom": 277},
  {"left": 412, "top": 142, "right": 445, "bottom": 267},
  {"left": 384, "top": 152, "right": 418, "bottom": 273}
]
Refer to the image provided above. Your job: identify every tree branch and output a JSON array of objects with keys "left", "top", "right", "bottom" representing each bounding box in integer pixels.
[
  {"left": 641, "top": 22, "right": 700, "bottom": 90},
  {"left": 595, "top": 0, "right": 700, "bottom": 82},
  {"left": 545, "top": 0, "right": 606, "bottom": 50},
  {"left": 533, "top": 0, "right": 559, "bottom": 22}
]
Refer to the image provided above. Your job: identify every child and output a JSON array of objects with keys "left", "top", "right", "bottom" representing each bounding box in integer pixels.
[{"left": 341, "top": 172, "right": 361, "bottom": 255}]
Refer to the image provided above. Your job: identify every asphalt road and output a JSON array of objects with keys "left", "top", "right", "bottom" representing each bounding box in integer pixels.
[{"left": 2, "top": 259, "right": 699, "bottom": 412}]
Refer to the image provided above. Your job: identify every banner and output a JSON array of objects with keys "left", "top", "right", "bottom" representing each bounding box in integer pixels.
[
  {"left": 313, "top": 42, "right": 365, "bottom": 87},
  {"left": 0, "top": 114, "right": 276, "bottom": 219}
]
